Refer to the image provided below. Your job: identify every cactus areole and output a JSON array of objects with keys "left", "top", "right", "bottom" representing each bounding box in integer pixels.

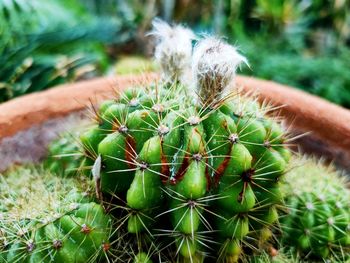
[{"left": 77, "top": 21, "right": 291, "bottom": 262}]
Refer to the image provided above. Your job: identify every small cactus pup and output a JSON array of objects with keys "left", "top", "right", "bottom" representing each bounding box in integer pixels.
[
  {"left": 44, "top": 121, "right": 97, "bottom": 178},
  {"left": 44, "top": 131, "right": 85, "bottom": 177},
  {"left": 281, "top": 156, "right": 350, "bottom": 261},
  {"left": 0, "top": 167, "right": 113, "bottom": 263},
  {"left": 79, "top": 20, "right": 291, "bottom": 262}
]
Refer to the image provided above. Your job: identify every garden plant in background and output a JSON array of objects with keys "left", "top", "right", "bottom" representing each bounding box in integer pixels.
[
  {"left": 0, "top": 0, "right": 133, "bottom": 102},
  {"left": 83, "top": 0, "right": 350, "bottom": 108},
  {"left": 1, "top": 0, "right": 350, "bottom": 107}
]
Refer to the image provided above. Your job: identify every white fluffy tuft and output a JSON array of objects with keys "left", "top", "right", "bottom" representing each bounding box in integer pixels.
[
  {"left": 192, "top": 37, "right": 247, "bottom": 104},
  {"left": 149, "top": 18, "right": 195, "bottom": 84}
]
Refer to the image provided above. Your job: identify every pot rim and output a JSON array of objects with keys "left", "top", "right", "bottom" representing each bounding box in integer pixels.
[{"left": 0, "top": 74, "right": 349, "bottom": 170}]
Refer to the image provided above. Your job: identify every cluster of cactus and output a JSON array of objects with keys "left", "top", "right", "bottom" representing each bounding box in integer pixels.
[
  {"left": 7, "top": 20, "right": 349, "bottom": 262},
  {"left": 74, "top": 20, "right": 291, "bottom": 262},
  {"left": 0, "top": 167, "right": 112, "bottom": 263},
  {"left": 281, "top": 157, "right": 350, "bottom": 261}
]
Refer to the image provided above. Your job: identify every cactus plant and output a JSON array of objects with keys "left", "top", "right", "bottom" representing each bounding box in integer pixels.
[
  {"left": 77, "top": 21, "right": 291, "bottom": 262},
  {"left": 281, "top": 156, "right": 350, "bottom": 261},
  {"left": 44, "top": 131, "right": 84, "bottom": 177},
  {"left": 0, "top": 167, "right": 112, "bottom": 263}
]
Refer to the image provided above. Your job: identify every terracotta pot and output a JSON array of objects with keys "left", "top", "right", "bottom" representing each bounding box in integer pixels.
[{"left": 1, "top": 74, "right": 350, "bottom": 172}]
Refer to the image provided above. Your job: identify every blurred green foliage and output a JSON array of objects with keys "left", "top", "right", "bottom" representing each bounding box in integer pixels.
[
  {"left": 114, "top": 56, "right": 158, "bottom": 75},
  {"left": 81, "top": 0, "right": 350, "bottom": 107},
  {"left": 241, "top": 38, "right": 350, "bottom": 107},
  {"left": 1, "top": 0, "right": 350, "bottom": 107},
  {"left": 0, "top": 0, "right": 133, "bottom": 102},
  {"left": 224, "top": 0, "right": 350, "bottom": 107}
]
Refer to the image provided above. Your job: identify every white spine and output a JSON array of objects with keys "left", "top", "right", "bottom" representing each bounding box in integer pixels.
[
  {"left": 192, "top": 37, "right": 247, "bottom": 105},
  {"left": 149, "top": 18, "right": 195, "bottom": 84}
]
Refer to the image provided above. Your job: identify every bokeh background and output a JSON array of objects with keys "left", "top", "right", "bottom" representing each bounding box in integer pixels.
[{"left": 1, "top": 0, "right": 349, "bottom": 107}]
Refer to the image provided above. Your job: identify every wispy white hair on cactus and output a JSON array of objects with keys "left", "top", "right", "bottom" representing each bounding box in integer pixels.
[
  {"left": 149, "top": 18, "right": 195, "bottom": 84},
  {"left": 192, "top": 37, "right": 247, "bottom": 105}
]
